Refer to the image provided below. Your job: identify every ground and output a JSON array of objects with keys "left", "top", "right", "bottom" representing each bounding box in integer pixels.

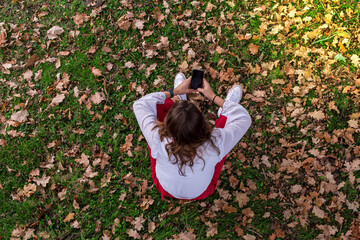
[{"left": 0, "top": 0, "right": 360, "bottom": 239}]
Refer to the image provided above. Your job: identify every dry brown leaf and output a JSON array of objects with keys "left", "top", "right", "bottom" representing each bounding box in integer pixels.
[
  {"left": 49, "top": 94, "right": 65, "bottom": 107},
  {"left": 33, "top": 174, "right": 50, "bottom": 187},
  {"left": 0, "top": 31, "right": 7, "bottom": 45},
  {"left": 101, "top": 45, "right": 112, "bottom": 53},
  {"left": 312, "top": 206, "right": 326, "bottom": 219},
  {"left": 11, "top": 110, "right": 29, "bottom": 123},
  {"left": 47, "top": 26, "right": 64, "bottom": 39},
  {"left": 148, "top": 222, "right": 156, "bottom": 233},
  {"left": 235, "top": 192, "right": 250, "bottom": 208},
  {"left": 222, "top": 204, "right": 237, "bottom": 213},
  {"left": 309, "top": 110, "right": 325, "bottom": 120},
  {"left": 126, "top": 229, "right": 141, "bottom": 239},
  {"left": 205, "top": 2, "right": 216, "bottom": 12},
  {"left": 290, "top": 184, "right": 302, "bottom": 193},
  {"left": 63, "top": 213, "right": 75, "bottom": 222},
  {"left": 73, "top": 199, "right": 80, "bottom": 209},
  {"left": 249, "top": 43, "right": 259, "bottom": 55},
  {"left": 145, "top": 63, "right": 157, "bottom": 77},
  {"left": 73, "top": 13, "right": 90, "bottom": 25},
  {"left": 70, "top": 220, "right": 80, "bottom": 228},
  {"left": 134, "top": 19, "right": 144, "bottom": 30},
  {"left": 91, "top": 67, "right": 102, "bottom": 77},
  {"left": 23, "top": 69, "right": 33, "bottom": 80},
  {"left": 90, "top": 92, "right": 106, "bottom": 105},
  {"left": 75, "top": 153, "right": 90, "bottom": 168}
]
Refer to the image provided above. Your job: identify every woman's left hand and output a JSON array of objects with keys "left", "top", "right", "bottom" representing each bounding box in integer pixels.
[{"left": 174, "top": 77, "right": 198, "bottom": 95}]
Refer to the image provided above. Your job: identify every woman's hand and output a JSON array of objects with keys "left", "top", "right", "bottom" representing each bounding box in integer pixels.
[
  {"left": 174, "top": 77, "right": 198, "bottom": 95},
  {"left": 197, "top": 79, "right": 215, "bottom": 100}
]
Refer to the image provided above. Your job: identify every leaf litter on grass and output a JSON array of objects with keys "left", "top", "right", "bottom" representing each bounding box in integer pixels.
[{"left": 1, "top": 0, "right": 360, "bottom": 239}]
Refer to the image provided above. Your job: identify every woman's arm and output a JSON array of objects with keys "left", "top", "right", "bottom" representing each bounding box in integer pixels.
[
  {"left": 133, "top": 92, "right": 166, "bottom": 150},
  {"left": 216, "top": 101, "right": 252, "bottom": 156},
  {"left": 198, "top": 79, "right": 251, "bottom": 157}
]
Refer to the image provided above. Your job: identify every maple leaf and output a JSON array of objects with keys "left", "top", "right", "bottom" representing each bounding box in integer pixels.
[
  {"left": 249, "top": 43, "right": 259, "bottom": 55},
  {"left": 47, "top": 26, "right": 64, "bottom": 39}
]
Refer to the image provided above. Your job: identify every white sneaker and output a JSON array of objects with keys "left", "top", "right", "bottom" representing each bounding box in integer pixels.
[
  {"left": 174, "top": 72, "right": 187, "bottom": 100},
  {"left": 217, "top": 85, "right": 242, "bottom": 117}
]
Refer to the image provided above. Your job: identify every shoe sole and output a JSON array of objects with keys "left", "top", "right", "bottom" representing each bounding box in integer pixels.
[{"left": 226, "top": 85, "right": 242, "bottom": 103}]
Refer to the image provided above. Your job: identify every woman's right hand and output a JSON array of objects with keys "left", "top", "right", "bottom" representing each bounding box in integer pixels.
[{"left": 197, "top": 79, "right": 216, "bottom": 100}]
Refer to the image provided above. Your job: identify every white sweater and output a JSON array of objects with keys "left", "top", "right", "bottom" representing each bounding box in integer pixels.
[{"left": 133, "top": 92, "right": 252, "bottom": 199}]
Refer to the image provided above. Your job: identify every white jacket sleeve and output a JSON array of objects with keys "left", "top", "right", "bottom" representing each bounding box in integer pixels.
[
  {"left": 216, "top": 101, "right": 252, "bottom": 157},
  {"left": 133, "top": 92, "right": 166, "bottom": 157}
]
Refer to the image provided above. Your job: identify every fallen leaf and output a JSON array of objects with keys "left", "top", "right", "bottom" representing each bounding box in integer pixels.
[
  {"left": 249, "top": 43, "right": 259, "bottom": 55},
  {"left": 49, "top": 94, "right": 65, "bottom": 107},
  {"left": 73, "top": 13, "right": 90, "bottom": 25},
  {"left": 91, "top": 67, "right": 102, "bottom": 77},
  {"left": 148, "top": 222, "right": 156, "bottom": 233},
  {"left": 63, "top": 212, "right": 75, "bottom": 222},
  {"left": 47, "top": 26, "right": 64, "bottom": 39},
  {"left": 11, "top": 110, "right": 29, "bottom": 123},
  {"left": 235, "top": 192, "right": 250, "bottom": 208},
  {"left": 33, "top": 174, "right": 51, "bottom": 187},
  {"left": 126, "top": 229, "right": 141, "bottom": 239},
  {"left": 134, "top": 19, "right": 144, "bottom": 30},
  {"left": 26, "top": 55, "right": 39, "bottom": 68},
  {"left": 90, "top": 92, "right": 106, "bottom": 105},
  {"left": 309, "top": 110, "right": 325, "bottom": 120}
]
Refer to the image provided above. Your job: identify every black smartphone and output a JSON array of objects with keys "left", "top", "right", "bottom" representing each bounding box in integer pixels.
[{"left": 191, "top": 69, "right": 204, "bottom": 90}]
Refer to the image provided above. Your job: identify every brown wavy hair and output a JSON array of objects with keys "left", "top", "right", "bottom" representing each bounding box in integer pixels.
[{"left": 153, "top": 100, "right": 220, "bottom": 176}]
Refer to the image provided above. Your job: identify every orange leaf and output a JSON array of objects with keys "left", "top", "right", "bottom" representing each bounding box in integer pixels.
[
  {"left": 249, "top": 43, "right": 259, "bottom": 55},
  {"left": 63, "top": 213, "right": 75, "bottom": 222}
]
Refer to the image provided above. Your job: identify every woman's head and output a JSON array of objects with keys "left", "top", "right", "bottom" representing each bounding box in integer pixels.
[
  {"left": 155, "top": 100, "right": 219, "bottom": 176},
  {"left": 165, "top": 100, "right": 210, "bottom": 145}
]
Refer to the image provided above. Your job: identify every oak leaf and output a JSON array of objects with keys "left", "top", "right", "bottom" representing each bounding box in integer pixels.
[
  {"left": 33, "top": 174, "right": 51, "bottom": 187},
  {"left": 126, "top": 229, "right": 141, "bottom": 239},
  {"left": 309, "top": 110, "right": 325, "bottom": 120}
]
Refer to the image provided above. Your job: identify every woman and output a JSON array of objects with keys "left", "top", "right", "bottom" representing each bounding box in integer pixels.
[{"left": 133, "top": 72, "right": 252, "bottom": 200}]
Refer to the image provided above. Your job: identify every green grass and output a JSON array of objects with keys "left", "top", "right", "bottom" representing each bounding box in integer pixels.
[{"left": 1, "top": 0, "right": 360, "bottom": 239}]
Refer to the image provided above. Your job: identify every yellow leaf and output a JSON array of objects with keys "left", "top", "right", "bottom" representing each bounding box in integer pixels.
[{"left": 338, "top": 42, "right": 346, "bottom": 53}]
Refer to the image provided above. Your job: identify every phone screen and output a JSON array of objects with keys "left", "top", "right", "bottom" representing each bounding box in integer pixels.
[{"left": 191, "top": 70, "right": 204, "bottom": 89}]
